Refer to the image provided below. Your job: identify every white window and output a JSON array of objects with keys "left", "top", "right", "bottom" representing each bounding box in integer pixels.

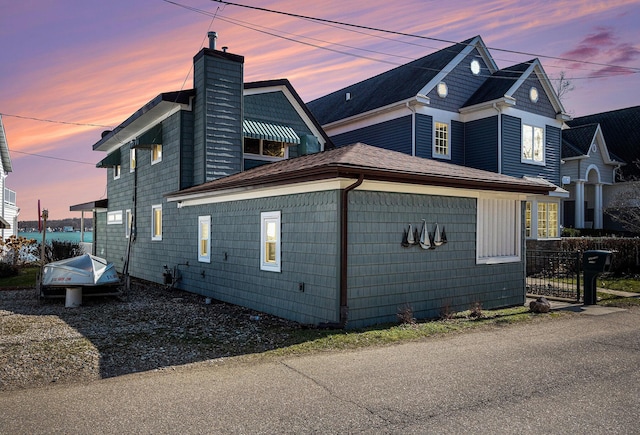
[
  {"left": 477, "top": 197, "right": 521, "bottom": 264},
  {"left": 151, "top": 144, "right": 162, "bottom": 165},
  {"left": 107, "top": 211, "right": 123, "bottom": 225},
  {"left": 525, "top": 202, "right": 532, "bottom": 238},
  {"left": 113, "top": 164, "right": 121, "bottom": 180},
  {"left": 434, "top": 121, "right": 450, "bottom": 159},
  {"left": 125, "top": 209, "right": 132, "bottom": 238},
  {"left": 537, "top": 202, "right": 559, "bottom": 239},
  {"left": 260, "top": 211, "right": 281, "bottom": 272},
  {"left": 130, "top": 149, "right": 137, "bottom": 172},
  {"left": 522, "top": 124, "right": 544, "bottom": 164},
  {"left": 198, "top": 215, "right": 211, "bottom": 263},
  {"left": 243, "top": 138, "right": 290, "bottom": 160},
  {"left": 151, "top": 204, "right": 162, "bottom": 241}
]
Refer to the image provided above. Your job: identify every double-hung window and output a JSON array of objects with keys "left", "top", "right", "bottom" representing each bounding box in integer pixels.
[
  {"left": 151, "top": 204, "right": 162, "bottom": 241},
  {"left": 198, "top": 216, "right": 211, "bottom": 263},
  {"left": 260, "top": 211, "right": 281, "bottom": 272},
  {"left": 151, "top": 144, "right": 162, "bottom": 165},
  {"left": 522, "top": 124, "right": 544, "bottom": 164},
  {"left": 434, "top": 121, "right": 450, "bottom": 159}
]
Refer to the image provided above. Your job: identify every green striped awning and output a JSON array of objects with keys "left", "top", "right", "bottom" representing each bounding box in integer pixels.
[
  {"left": 243, "top": 120, "right": 299, "bottom": 144},
  {"left": 96, "top": 152, "right": 121, "bottom": 168}
]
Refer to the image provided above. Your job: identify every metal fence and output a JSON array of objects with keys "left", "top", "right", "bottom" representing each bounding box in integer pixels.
[{"left": 526, "top": 250, "right": 581, "bottom": 301}]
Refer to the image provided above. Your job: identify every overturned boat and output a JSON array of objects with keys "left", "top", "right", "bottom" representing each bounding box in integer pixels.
[{"left": 39, "top": 254, "right": 121, "bottom": 300}]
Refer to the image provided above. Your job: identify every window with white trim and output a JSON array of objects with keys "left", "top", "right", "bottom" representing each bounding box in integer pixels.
[
  {"left": 113, "top": 164, "right": 121, "bottom": 180},
  {"left": 151, "top": 144, "right": 162, "bottom": 165},
  {"left": 260, "top": 211, "right": 281, "bottom": 272},
  {"left": 243, "top": 138, "right": 291, "bottom": 161},
  {"left": 537, "top": 202, "right": 558, "bottom": 239},
  {"left": 198, "top": 215, "right": 211, "bottom": 263},
  {"left": 525, "top": 202, "right": 532, "bottom": 238},
  {"left": 125, "top": 209, "right": 132, "bottom": 238},
  {"left": 522, "top": 124, "right": 544, "bottom": 164},
  {"left": 477, "top": 197, "right": 521, "bottom": 264},
  {"left": 151, "top": 204, "right": 162, "bottom": 241},
  {"left": 107, "top": 210, "right": 123, "bottom": 225},
  {"left": 434, "top": 121, "right": 450, "bottom": 159},
  {"left": 130, "top": 149, "right": 136, "bottom": 172}
]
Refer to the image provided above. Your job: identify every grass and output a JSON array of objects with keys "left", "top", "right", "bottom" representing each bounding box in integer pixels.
[
  {"left": 0, "top": 265, "right": 39, "bottom": 288},
  {"left": 598, "top": 276, "right": 640, "bottom": 293}
]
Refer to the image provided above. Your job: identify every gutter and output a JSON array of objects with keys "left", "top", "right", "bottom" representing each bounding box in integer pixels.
[{"left": 337, "top": 174, "right": 364, "bottom": 328}]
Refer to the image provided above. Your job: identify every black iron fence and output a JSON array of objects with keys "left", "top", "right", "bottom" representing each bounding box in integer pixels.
[{"left": 526, "top": 250, "right": 581, "bottom": 301}]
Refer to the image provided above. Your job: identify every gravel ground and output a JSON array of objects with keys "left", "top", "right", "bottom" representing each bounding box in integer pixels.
[{"left": 0, "top": 280, "right": 301, "bottom": 392}]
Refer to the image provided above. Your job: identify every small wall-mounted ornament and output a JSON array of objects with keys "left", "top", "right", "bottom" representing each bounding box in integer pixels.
[
  {"left": 420, "top": 220, "right": 433, "bottom": 250},
  {"left": 433, "top": 223, "right": 444, "bottom": 247},
  {"left": 401, "top": 227, "right": 410, "bottom": 247}
]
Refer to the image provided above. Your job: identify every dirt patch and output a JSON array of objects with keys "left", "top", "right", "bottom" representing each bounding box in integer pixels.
[{"left": 0, "top": 280, "right": 302, "bottom": 392}]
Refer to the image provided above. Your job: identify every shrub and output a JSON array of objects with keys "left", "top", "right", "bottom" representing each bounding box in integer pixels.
[
  {"left": 45, "top": 240, "right": 84, "bottom": 262},
  {"left": 0, "top": 261, "right": 19, "bottom": 278}
]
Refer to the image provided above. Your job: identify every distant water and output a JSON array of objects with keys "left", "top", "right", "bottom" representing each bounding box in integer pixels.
[{"left": 18, "top": 231, "right": 93, "bottom": 243}]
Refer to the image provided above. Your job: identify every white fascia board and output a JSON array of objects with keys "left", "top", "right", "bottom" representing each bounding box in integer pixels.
[
  {"left": 170, "top": 177, "right": 528, "bottom": 208},
  {"left": 95, "top": 101, "right": 189, "bottom": 154},
  {"left": 593, "top": 124, "right": 617, "bottom": 165},
  {"left": 321, "top": 97, "right": 424, "bottom": 135},
  {"left": 458, "top": 97, "right": 516, "bottom": 119},
  {"left": 505, "top": 60, "right": 568, "bottom": 118}
]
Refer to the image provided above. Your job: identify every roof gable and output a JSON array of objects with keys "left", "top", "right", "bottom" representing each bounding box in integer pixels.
[
  {"left": 562, "top": 123, "right": 622, "bottom": 165},
  {"left": 567, "top": 105, "right": 640, "bottom": 178},
  {"left": 307, "top": 36, "right": 494, "bottom": 125}
]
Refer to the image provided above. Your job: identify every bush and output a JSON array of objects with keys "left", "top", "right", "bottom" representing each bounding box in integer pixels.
[
  {"left": 44, "top": 240, "right": 84, "bottom": 262},
  {"left": 0, "top": 262, "right": 19, "bottom": 278},
  {"left": 561, "top": 237, "right": 640, "bottom": 275}
]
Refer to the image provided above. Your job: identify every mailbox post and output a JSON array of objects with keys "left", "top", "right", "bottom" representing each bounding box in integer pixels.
[{"left": 583, "top": 250, "right": 612, "bottom": 305}]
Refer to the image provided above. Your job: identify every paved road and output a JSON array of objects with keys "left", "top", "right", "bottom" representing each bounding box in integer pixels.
[{"left": 1, "top": 306, "right": 639, "bottom": 434}]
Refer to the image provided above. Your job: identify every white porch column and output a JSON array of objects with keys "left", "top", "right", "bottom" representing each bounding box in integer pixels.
[
  {"left": 594, "top": 183, "right": 603, "bottom": 229},
  {"left": 575, "top": 180, "right": 585, "bottom": 228}
]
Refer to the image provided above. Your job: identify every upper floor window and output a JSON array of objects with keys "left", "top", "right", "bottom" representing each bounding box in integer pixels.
[
  {"left": 434, "top": 122, "right": 450, "bottom": 159},
  {"left": 151, "top": 144, "right": 162, "bottom": 165},
  {"left": 244, "top": 138, "right": 289, "bottom": 160},
  {"left": 130, "top": 149, "right": 137, "bottom": 172},
  {"left": 113, "top": 164, "right": 121, "bottom": 180},
  {"left": 260, "top": 211, "right": 281, "bottom": 272},
  {"left": 152, "top": 204, "right": 162, "bottom": 241},
  {"left": 522, "top": 124, "right": 544, "bottom": 165}
]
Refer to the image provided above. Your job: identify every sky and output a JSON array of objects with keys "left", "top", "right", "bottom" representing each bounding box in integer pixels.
[{"left": 1, "top": 0, "right": 639, "bottom": 222}]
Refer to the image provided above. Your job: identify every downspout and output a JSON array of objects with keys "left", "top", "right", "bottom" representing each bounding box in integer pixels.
[
  {"left": 406, "top": 102, "right": 416, "bottom": 156},
  {"left": 339, "top": 174, "right": 364, "bottom": 328},
  {"left": 493, "top": 103, "right": 502, "bottom": 174}
]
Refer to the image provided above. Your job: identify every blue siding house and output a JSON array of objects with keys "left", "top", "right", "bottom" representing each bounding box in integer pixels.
[
  {"left": 307, "top": 36, "right": 570, "bottom": 241},
  {"left": 81, "top": 34, "right": 555, "bottom": 328}
]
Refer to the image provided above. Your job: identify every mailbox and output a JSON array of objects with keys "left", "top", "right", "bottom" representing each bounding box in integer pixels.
[{"left": 583, "top": 250, "right": 613, "bottom": 305}]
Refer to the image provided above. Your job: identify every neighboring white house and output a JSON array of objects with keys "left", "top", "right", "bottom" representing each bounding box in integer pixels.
[{"left": 0, "top": 115, "right": 20, "bottom": 239}]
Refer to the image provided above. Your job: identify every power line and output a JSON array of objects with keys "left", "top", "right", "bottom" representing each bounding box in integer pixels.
[
  {"left": 9, "top": 149, "right": 96, "bottom": 166},
  {"left": 0, "top": 112, "right": 114, "bottom": 129},
  {"left": 211, "top": 0, "right": 640, "bottom": 74}
]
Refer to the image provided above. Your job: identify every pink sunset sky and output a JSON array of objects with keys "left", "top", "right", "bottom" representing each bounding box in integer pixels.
[{"left": 1, "top": 0, "right": 639, "bottom": 222}]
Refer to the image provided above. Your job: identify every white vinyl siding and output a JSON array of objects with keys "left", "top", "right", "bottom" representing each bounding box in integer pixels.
[{"left": 477, "top": 197, "right": 521, "bottom": 264}]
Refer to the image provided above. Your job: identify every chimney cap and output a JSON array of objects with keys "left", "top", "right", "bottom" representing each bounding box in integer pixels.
[{"left": 207, "top": 31, "right": 218, "bottom": 50}]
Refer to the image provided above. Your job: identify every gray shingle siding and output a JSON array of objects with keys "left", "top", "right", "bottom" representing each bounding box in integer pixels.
[
  {"left": 465, "top": 116, "right": 498, "bottom": 172},
  {"left": 346, "top": 191, "right": 525, "bottom": 328},
  {"left": 331, "top": 115, "right": 412, "bottom": 153},
  {"left": 193, "top": 53, "right": 244, "bottom": 184}
]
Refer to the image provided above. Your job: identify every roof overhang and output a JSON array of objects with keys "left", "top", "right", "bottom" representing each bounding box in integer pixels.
[
  {"left": 458, "top": 96, "right": 516, "bottom": 114},
  {"left": 70, "top": 199, "right": 108, "bottom": 213},
  {"left": 93, "top": 90, "right": 194, "bottom": 154},
  {"left": 523, "top": 176, "right": 569, "bottom": 198},
  {"left": 0, "top": 215, "right": 10, "bottom": 229},
  {"left": 96, "top": 151, "right": 121, "bottom": 168},
  {"left": 0, "top": 115, "right": 12, "bottom": 173}
]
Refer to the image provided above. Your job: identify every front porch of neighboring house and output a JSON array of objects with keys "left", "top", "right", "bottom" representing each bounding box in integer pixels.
[
  {"left": 69, "top": 199, "right": 108, "bottom": 255},
  {"left": 562, "top": 166, "right": 609, "bottom": 230}
]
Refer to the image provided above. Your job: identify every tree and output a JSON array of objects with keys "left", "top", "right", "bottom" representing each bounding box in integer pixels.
[
  {"left": 604, "top": 162, "right": 640, "bottom": 234},
  {"left": 554, "top": 71, "right": 575, "bottom": 102}
]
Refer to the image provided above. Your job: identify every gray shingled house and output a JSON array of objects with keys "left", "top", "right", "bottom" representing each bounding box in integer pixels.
[
  {"left": 84, "top": 34, "right": 555, "bottom": 328},
  {"left": 307, "top": 35, "right": 570, "bottom": 242}
]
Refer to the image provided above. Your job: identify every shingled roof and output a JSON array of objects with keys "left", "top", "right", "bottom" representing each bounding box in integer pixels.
[
  {"left": 463, "top": 61, "right": 531, "bottom": 107},
  {"left": 562, "top": 124, "right": 600, "bottom": 158},
  {"left": 306, "top": 37, "right": 476, "bottom": 125},
  {"left": 567, "top": 106, "right": 640, "bottom": 178},
  {"left": 167, "top": 142, "right": 553, "bottom": 201}
]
